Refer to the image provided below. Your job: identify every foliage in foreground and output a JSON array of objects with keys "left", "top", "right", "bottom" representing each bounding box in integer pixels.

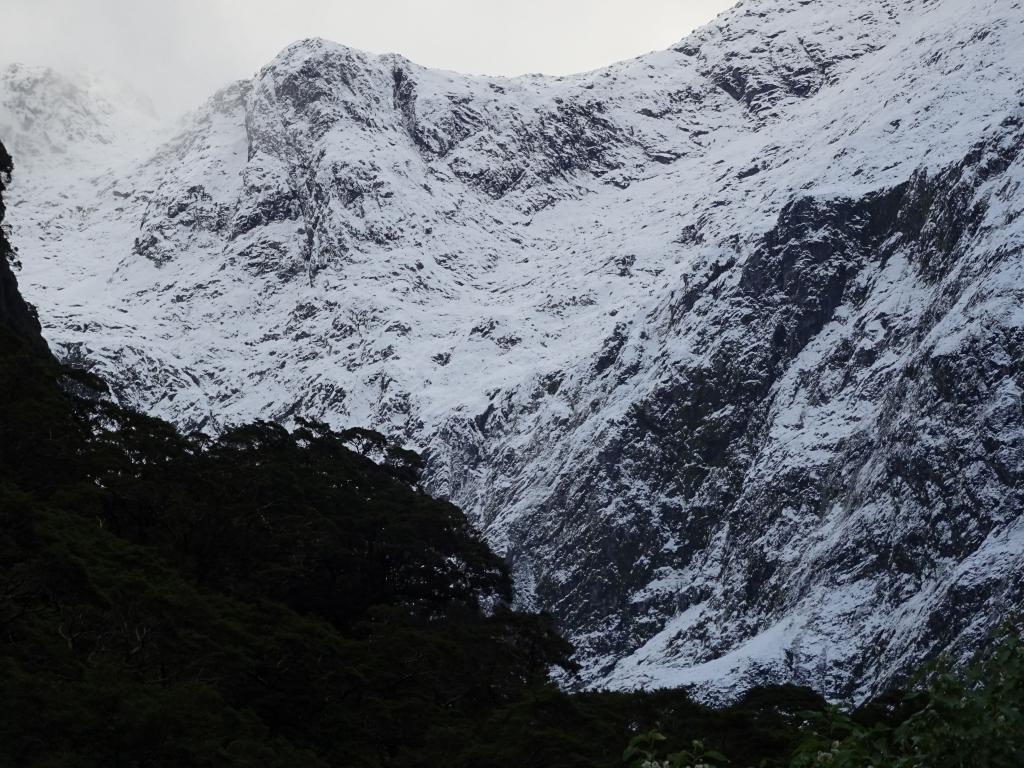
[
  {"left": 790, "top": 630, "right": 1024, "bottom": 768},
  {"left": 626, "top": 629, "right": 1024, "bottom": 768}
]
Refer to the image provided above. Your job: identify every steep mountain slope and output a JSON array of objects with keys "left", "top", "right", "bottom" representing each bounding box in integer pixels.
[
  {"left": 5, "top": 137, "right": 857, "bottom": 768},
  {"left": 5, "top": 0, "right": 1024, "bottom": 701},
  {"left": 0, "top": 140, "right": 48, "bottom": 354}
]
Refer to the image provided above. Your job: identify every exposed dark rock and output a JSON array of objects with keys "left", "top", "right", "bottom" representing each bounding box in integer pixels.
[{"left": 0, "top": 142, "right": 48, "bottom": 355}]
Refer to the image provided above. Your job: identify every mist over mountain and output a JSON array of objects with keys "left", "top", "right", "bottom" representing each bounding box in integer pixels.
[{"left": 4, "top": 0, "right": 1024, "bottom": 704}]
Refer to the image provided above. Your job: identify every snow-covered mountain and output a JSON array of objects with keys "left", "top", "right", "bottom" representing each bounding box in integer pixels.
[
  {"left": 4, "top": 0, "right": 1024, "bottom": 701},
  {"left": 0, "top": 63, "right": 159, "bottom": 181}
]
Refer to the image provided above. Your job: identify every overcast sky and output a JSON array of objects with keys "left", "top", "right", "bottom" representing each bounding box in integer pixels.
[{"left": 3, "top": 0, "right": 735, "bottom": 115}]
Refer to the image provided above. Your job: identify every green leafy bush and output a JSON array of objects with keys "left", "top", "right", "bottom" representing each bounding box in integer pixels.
[
  {"left": 789, "top": 629, "right": 1024, "bottom": 768},
  {"left": 626, "top": 630, "right": 1024, "bottom": 768}
]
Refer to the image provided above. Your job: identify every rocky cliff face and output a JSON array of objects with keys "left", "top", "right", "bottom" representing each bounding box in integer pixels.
[
  {"left": 0, "top": 141, "right": 48, "bottom": 354},
  {"left": 4, "top": 0, "right": 1024, "bottom": 701}
]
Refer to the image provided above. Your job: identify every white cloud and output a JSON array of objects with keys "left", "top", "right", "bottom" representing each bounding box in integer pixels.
[{"left": 2, "top": 0, "right": 734, "bottom": 114}]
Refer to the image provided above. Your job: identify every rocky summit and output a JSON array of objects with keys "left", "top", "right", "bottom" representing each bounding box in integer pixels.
[{"left": 3, "top": 0, "right": 1024, "bottom": 701}]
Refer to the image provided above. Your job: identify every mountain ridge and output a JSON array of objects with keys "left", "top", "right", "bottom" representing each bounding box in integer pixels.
[{"left": 4, "top": 0, "right": 1024, "bottom": 701}]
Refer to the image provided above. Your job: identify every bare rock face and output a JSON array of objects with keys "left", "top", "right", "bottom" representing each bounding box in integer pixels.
[
  {"left": 0, "top": 141, "right": 49, "bottom": 355},
  {"left": 5, "top": 0, "right": 1024, "bottom": 701}
]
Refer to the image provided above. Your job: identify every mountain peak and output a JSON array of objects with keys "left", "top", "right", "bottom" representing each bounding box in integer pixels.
[{"left": 8, "top": 0, "right": 1024, "bottom": 703}]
